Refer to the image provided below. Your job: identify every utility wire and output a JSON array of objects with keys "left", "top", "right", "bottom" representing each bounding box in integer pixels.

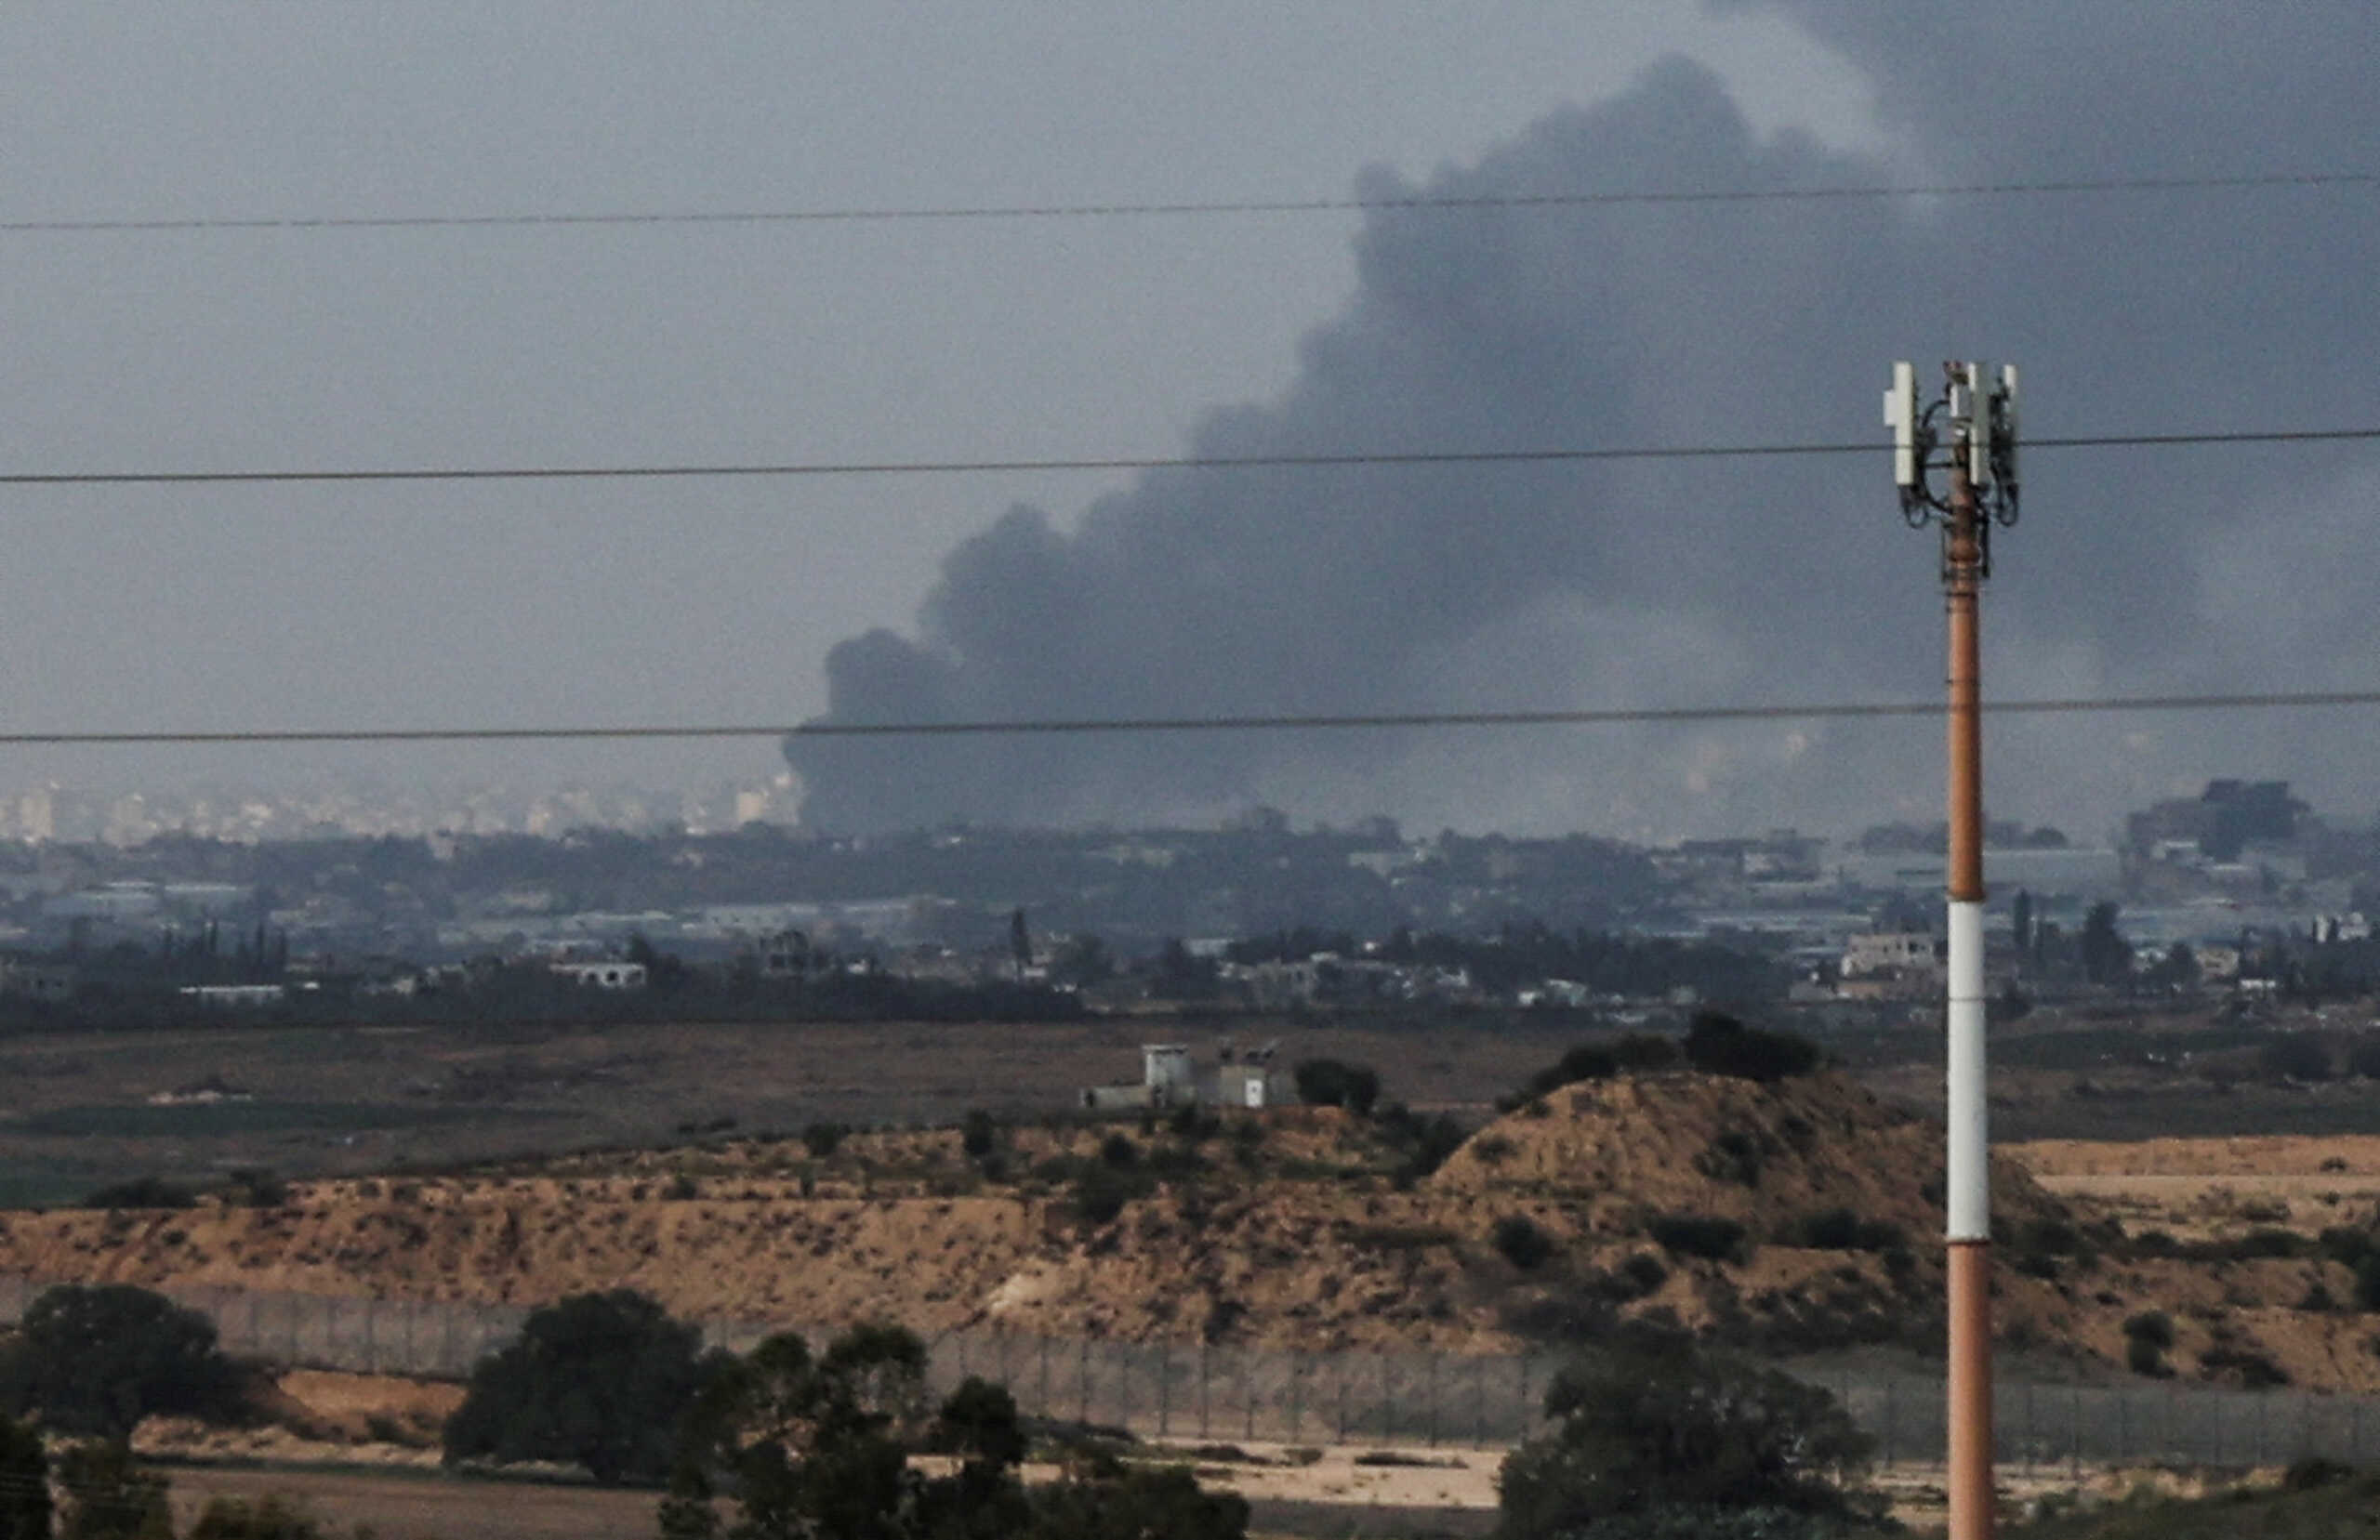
[
  {"left": 11, "top": 689, "right": 2380, "bottom": 747},
  {"left": 5, "top": 428, "right": 2375, "bottom": 489},
  {"left": 6, "top": 170, "right": 2374, "bottom": 235}
]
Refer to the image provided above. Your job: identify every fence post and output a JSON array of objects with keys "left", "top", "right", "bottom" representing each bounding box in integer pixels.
[
  {"left": 2069, "top": 1387, "right": 2082, "bottom": 1479},
  {"left": 1038, "top": 1336, "right": 1051, "bottom": 1420},
  {"left": 1289, "top": 1351, "right": 1303, "bottom": 1443},
  {"left": 1884, "top": 1378, "right": 1896, "bottom": 1468},
  {"left": 2254, "top": 1391, "right": 2267, "bottom": 1468},
  {"left": 1159, "top": 1342, "right": 1171, "bottom": 1440},
  {"left": 1244, "top": 1349, "right": 1256, "bottom": 1442},
  {"left": 1078, "top": 1338, "right": 1091, "bottom": 1428},
  {"left": 1338, "top": 1361, "right": 1349, "bottom": 1443},
  {"left": 1198, "top": 1343, "right": 1210, "bottom": 1440}
]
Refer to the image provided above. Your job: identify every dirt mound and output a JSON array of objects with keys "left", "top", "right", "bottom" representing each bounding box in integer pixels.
[
  {"left": 1432, "top": 1071, "right": 2064, "bottom": 1244},
  {"left": 13, "top": 1072, "right": 2357, "bottom": 1386}
]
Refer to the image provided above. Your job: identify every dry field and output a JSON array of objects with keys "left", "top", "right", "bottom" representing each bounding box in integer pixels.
[{"left": 0, "top": 1015, "right": 1593, "bottom": 1205}]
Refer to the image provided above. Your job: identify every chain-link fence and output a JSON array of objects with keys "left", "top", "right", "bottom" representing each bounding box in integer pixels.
[{"left": 8, "top": 1273, "right": 2380, "bottom": 1468}]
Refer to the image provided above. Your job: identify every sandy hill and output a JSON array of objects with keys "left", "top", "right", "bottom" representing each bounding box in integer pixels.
[{"left": 4, "top": 1069, "right": 2373, "bottom": 1389}]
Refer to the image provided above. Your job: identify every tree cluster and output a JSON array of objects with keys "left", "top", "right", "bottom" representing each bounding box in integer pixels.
[
  {"left": 440, "top": 1292, "right": 1247, "bottom": 1540},
  {"left": 1496, "top": 1336, "right": 1883, "bottom": 1539}
]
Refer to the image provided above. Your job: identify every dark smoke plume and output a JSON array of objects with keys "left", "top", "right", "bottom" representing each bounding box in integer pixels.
[{"left": 792, "top": 9, "right": 2380, "bottom": 837}]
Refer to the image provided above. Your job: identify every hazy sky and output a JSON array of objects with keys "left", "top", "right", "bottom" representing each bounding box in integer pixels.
[{"left": 6, "top": 6, "right": 2377, "bottom": 839}]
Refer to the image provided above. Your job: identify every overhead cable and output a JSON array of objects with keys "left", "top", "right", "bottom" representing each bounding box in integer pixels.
[
  {"left": 5, "top": 428, "right": 2376, "bottom": 489},
  {"left": 5, "top": 170, "right": 2374, "bottom": 235},
  {"left": 11, "top": 688, "right": 2380, "bottom": 747}
]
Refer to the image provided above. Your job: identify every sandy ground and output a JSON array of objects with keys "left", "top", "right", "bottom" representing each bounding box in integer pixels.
[{"left": 2009, "top": 1135, "right": 2380, "bottom": 1239}]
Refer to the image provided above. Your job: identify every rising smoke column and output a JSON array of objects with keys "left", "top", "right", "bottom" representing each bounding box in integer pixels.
[{"left": 790, "top": 12, "right": 2380, "bottom": 836}]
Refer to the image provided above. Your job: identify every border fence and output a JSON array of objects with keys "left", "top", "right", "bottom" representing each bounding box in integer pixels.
[{"left": 7, "top": 1273, "right": 2380, "bottom": 1469}]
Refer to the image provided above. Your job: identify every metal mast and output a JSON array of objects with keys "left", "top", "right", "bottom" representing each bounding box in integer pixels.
[{"left": 1886, "top": 359, "right": 2020, "bottom": 1540}]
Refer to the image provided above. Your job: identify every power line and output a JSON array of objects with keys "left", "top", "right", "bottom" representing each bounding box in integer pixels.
[
  {"left": 5, "top": 428, "right": 2375, "bottom": 489},
  {"left": 6, "top": 170, "right": 2374, "bottom": 236},
  {"left": 10, "top": 688, "right": 2380, "bottom": 747}
]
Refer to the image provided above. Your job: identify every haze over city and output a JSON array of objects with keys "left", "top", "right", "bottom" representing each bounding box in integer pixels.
[{"left": 6, "top": 5, "right": 2376, "bottom": 841}]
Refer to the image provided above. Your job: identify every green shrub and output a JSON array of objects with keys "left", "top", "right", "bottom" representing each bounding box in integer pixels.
[
  {"left": 1684, "top": 1013, "right": 1822, "bottom": 1083},
  {"left": 1695, "top": 1130, "right": 1768, "bottom": 1188},
  {"left": 800, "top": 1121, "right": 847, "bottom": 1159},
  {"left": 1795, "top": 1209, "right": 1905, "bottom": 1254},
  {"left": 2320, "top": 1227, "right": 2374, "bottom": 1267},
  {"left": 1612, "top": 1033, "right": 1683, "bottom": 1072},
  {"left": 2123, "top": 1310, "right": 2175, "bottom": 1349},
  {"left": 77, "top": 1177, "right": 192, "bottom": 1211},
  {"left": 960, "top": 1109, "right": 999, "bottom": 1160},
  {"left": 443, "top": 1290, "right": 709, "bottom": 1485},
  {"left": 1099, "top": 1132, "right": 1140, "bottom": 1169},
  {"left": 2125, "top": 1336, "right": 2171, "bottom": 1376},
  {"left": 1497, "top": 1338, "right": 1873, "bottom": 1535},
  {"left": 1070, "top": 1165, "right": 1148, "bottom": 1226},
  {"left": 1374, "top": 1103, "right": 1468, "bottom": 1184},
  {"left": 1619, "top": 1252, "right": 1671, "bottom": 1296},
  {"left": 1292, "top": 1058, "right": 1381, "bottom": 1115},
  {"left": 0, "top": 1284, "right": 240, "bottom": 1439},
  {"left": 1521, "top": 1045, "right": 1620, "bottom": 1100},
  {"left": 2199, "top": 1345, "right": 2291, "bottom": 1388},
  {"left": 1649, "top": 1214, "right": 1752, "bottom": 1265},
  {"left": 1493, "top": 1216, "right": 1558, "bottom": 1270}
]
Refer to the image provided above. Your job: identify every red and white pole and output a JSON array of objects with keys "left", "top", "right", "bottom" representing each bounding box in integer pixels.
[{"left": 1943, "top": 454, "right": 1993, "bottom": 1540}]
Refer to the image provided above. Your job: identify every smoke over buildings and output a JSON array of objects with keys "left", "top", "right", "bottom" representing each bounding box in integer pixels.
[{"left": 790, "top": 7, "right": 2380, "bottom": 838}]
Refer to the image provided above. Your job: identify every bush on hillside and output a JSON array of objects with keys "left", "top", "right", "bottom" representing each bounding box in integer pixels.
[
  {"left": 961, "top": 1109, "right": 1000, "bottom": 1159},
  {"left": 76, "top": 1178, "right": 193, "bottom": 1211},
  {"left": 0, "top": 1283, "right": 242, "bottom": 1440},
  {"left": 800, "top": 1121, "right": 847, "bottom": 1159},
  {"left": 1292, "top": 1058, "right": 1381, "bottom": 1115},
  {"left": 1519, "top": 1045, "right": 1619, "bottom": 1100},
  {"left": 1494, "top": 1216, "right": 1558, "bottom": 1270},
  {"left": 1795, "top": 1209, "right": 1905, "bottom": 1254},
  {"left": 443, "top": 1290, "right": 711, "bottom": 1485},
  {"left": 1376, "top": 1103, "right": 1468, "bottom": 1186},
  {"left": 1684, "top": 1013, "right": 1822, "bottom": 1084},
  {"left": 1612, "top": 1033, "right": 1683, "bottom": 1072},
  {"left": 1648, "top": 1214, "right": 1752, "bottom": 1265}
]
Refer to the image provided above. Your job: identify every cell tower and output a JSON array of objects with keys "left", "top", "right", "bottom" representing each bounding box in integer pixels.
[{"left": 1885, "top": 359, "right": 2019, "bottom": 1540}]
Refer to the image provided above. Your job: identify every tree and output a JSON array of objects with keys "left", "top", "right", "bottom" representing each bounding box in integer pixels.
[
  {"left": 1291, "top": 1058, "right": 1381, "bottom": 1115},
  {"left": 1496, "top": 1337, "right": 1873, "bottom": 1538},
  {"left": 0, "top": 1284, "right": 240, "bottom": 1440},
  {"left": 2010, "top": 888, "right": 2034, "bottom": 965},
  {"left": 0, "top": 1415, "right": 49, "bottom": 1540},
  {"left": 1682, "top": 1013, "right": 1820, "bottom": 1084},
  {"left": 443, "top": 1290, "right": 711, "bottom": 1485},
  {"left": 2080, "top": 902, "right": 2133, "bottom": 987},
  {"left": 670, "top": 1324, "right": 936, "bottom": 1540},
  {"left": 51, "top": 1443, "right": 170, "bottom": 1540}
]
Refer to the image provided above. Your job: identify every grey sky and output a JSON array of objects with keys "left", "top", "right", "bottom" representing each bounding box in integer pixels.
[
  {"left": 7, "top": 6, "right": 2377, "bottom": 841},
  {"left": 0, "top": 4, "right": 1873, "bottom": 808}
]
